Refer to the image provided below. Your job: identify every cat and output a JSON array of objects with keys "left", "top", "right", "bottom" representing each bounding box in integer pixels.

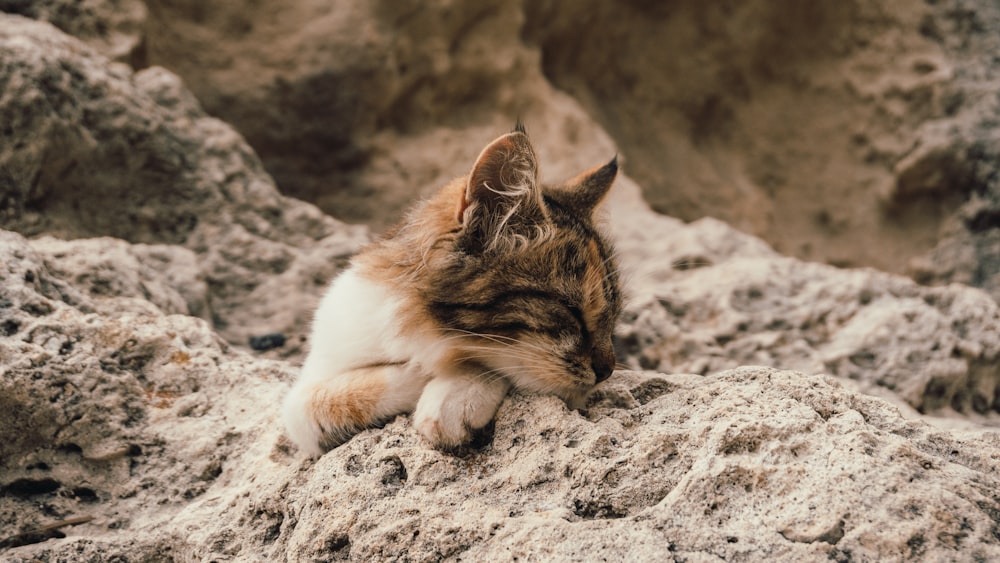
[{"left": 282, "top": 123, "right": 622, "bottom": 456}]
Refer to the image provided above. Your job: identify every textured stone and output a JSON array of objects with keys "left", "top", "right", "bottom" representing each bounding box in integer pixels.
[
  {"left": 0, "top": 15, "right": 369, "bottom": 355},
  {"left": 612, "top": 211, "right": 1000, "bottom": 416}
]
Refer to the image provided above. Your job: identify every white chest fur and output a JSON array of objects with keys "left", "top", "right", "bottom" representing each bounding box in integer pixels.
[{"left": 298, "top": 267, "right": 410, "bottom": 383}]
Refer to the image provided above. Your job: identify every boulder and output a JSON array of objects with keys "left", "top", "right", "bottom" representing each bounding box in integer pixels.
[{"left": 0, "top": 15, "right": 369, "bottom": 355}]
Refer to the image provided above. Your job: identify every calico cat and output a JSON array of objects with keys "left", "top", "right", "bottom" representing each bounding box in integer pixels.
[{"left": 282, "top": 124, "right": 622, "bottom": 455}]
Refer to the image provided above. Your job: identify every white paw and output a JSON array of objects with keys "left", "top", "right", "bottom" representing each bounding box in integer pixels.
[
  {"left": 413, "top": 376, "right": 508, "bottom": 449},
  {"left": 413, "top": 390, "right": 473, "bottom": 449}
]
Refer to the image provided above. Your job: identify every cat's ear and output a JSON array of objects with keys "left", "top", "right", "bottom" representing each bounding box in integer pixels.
[
  {"left": 457, "top": 129, "right": 545, "bottom": 249},
  {"left": 552, "top": 156, "right": 618, "bottom": 215}
]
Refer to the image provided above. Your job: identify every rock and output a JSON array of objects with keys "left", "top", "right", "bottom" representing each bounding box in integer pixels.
[
  {"left": 0, "top": 0, "right": 146, "bottom": 63},
  {"left": 248, "top": 333, "right": 287, "bottom": 352},
  {"left": 0, "top": 14, "right": 369, "bottom": 355},
  {"left": 613, "top": 211, "right": 1000, "bottom": 416},
  {"left": 139, "top": 0, "right": 549, "bottom": 229},
  {"left": 4, "top": 246, "right": 1000, "bottom": 562},
  {"left": 0, "top": 230, "right": 297, "bottom": 555},
  {"left": 126, "top": 0, "right": 979, "bottom": 285}
]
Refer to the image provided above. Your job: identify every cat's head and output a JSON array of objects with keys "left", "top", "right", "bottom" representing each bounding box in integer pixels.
[{"left": 425, "top": 124, "right": 622, "bottom": 406}]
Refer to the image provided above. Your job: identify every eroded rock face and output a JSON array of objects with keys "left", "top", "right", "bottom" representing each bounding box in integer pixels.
[
  {"left": 611, "top": 210, "right": 1000, "bottom": 417},
  {"left": 0, "top": 230, "right": 294, "bottom": 551},
  {"left": 4, "top": 242, "right": 1000, "bottom": 561},
  {"left": 0, "top": 0, "right": 146, "bottom": 63},
  {"left": 138, "top": 0, "right": 548, "bottom": 228},
  {"left": 0, "top": 15, "right": 369, "bottom": 354}
]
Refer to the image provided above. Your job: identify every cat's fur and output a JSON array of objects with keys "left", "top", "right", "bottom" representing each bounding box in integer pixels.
[{"left": 282, "top": 124, "right": 622, "bottom": 455}]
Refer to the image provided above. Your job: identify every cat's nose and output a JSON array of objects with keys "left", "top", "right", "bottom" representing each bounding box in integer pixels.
[
  {"left": 594, "top": 363, "right": 613, "bottom": 384},
  {"left": 592, "top": 346, "right": 615, "bottom": 384}
]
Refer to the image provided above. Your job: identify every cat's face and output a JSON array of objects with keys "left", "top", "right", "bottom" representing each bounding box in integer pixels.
[{"left": 424, "top": 126, "right": 621, "bottom": 405}]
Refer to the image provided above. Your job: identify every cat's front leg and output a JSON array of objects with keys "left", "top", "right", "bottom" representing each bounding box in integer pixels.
[
  {"left": 413, "top": 372, "right": 510, "bottom": 450},
  {"left": 283, "top": 363, "right": 428, "bottom": 456}
]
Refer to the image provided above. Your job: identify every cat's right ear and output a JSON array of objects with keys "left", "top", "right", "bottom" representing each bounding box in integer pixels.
[{"left": 457, "top": 131, "right": 544, "bottom": 250}]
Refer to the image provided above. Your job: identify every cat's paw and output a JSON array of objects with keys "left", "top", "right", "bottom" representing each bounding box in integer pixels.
[{"left": 413, "top": 375, "right": 508, "bottom": 450}]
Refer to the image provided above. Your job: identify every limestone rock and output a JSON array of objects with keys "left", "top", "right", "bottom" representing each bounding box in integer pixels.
[
  {"left": 0, "top": 14, "right": 369, "bottom": 354},
  {"left": 0, "top": 0, "right": 146, "bottom": 63},
  {"left": 613, "top": 206, "right": 1000, "bottom": 418},
  {"left": 4, "top": 244, "right": 1000, "bottom": 562}
]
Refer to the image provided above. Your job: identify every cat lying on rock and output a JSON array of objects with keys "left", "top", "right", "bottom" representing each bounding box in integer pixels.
[{"left": 283, "top": 124, "right": 622, "bottom": 455}]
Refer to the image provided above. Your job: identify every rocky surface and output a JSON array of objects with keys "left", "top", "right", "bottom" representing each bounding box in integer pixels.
[
  {"left": 611, "top": 208, "right": 1000, "bottom": 418},
  {"left": 3, "top": 226, "right": 1000, "bottom": 559},
  {"left": 0, "top": 0, "right": 146, "bottom": 63},
  {"left": 2, "top": 6, "right": 1000, "bottom": 562},
  {"left": 0, "top": 15, "right": 369, "bottom": 356}
]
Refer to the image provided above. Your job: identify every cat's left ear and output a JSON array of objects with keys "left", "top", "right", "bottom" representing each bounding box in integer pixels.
[
  {"left": 457, "top": 129, "right": 545, "bottom": 248},
  {"left": 553, "top": 156, "right": 618, "bottom": 216}
]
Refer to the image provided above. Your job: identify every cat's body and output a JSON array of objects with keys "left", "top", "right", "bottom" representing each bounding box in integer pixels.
[{"left": 283, "top": 125, "right": 622, "bottom": 456}]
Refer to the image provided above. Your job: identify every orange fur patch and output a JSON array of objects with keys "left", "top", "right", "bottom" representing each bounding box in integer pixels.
[{"left": 309, "top": 368, "right": 387, "bottom": 430}]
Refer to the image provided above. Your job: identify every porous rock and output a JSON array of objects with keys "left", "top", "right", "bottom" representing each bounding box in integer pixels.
[
  {"left": 4, "top": 240, "right": 1000, "bottom": 562},
  {"left": 0, "top": 14, "right": 369, "bottom": 355},
  {"left": 0, "top": 0, "right": 146, "bottom": 63},
  {"left": 613, "top": 208, "right": 1000, "bottom": 417}
]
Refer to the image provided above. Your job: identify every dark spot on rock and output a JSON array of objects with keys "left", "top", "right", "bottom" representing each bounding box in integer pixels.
[
  {"left": 199, "top": 458, "right": 225, "bottom": 481},
  {"left": 766, "top": 319, "right": 789, "bottom": 331},
  {"left": 59, "top": 340, "right": 74, "bottom": 355},
  {"left": 848, "top": 350, "right": 877, "bottom": 369},
  {"left": 629, "top": 378, "right": 674, "bottom": 405},
  {"left": 258, "top": 509, "right": 284, "bottom": 544},
  {"left": 70, "top": 486, "right": 99, "bottom": 502},
  {"left": 249, "top": 333, "right": 286, "bottom": 351},
  {"left": 379, "top": 456, "right": 407, "bottom": 493},
  {"left": 2, "top": 477, "right": 61, "bottom": 497},
  {"left": 972, "top": 393, "right": 989, "bottom": 415},
  {"left": 638, "top": 354, "right": 660, "bottom": 371},
  {"left": 612, "top": 333, "right": 642, "bottom": 357},
  {"left": 672, "top": 254, "right": 713, "bottom": 270},
  {"left": 21, "top": 300, "right": 53, "bottom": 316},
  {"left": 966, "top": 208, "right": 1000, "bottom": 233},
  {"left": 58, "top": 443, "right": 83, "bottom": 455},
  {"left": 572, "top": 499, "right": 626, "bottom": 520},
  {"left": 656, "top": 297, "right": 687, "bottom": 317},
  {"left": 587, "top": 388, "right": 638, "bottom": 411},
  {"left": 1, "top": 319, "right": 19, "bottom": 336},
  {"left": 324, "top": 534, "right": 351, "bottom": 554},
  {"left": 344, "top": 454, "right": 365, "bottom": 476}
]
